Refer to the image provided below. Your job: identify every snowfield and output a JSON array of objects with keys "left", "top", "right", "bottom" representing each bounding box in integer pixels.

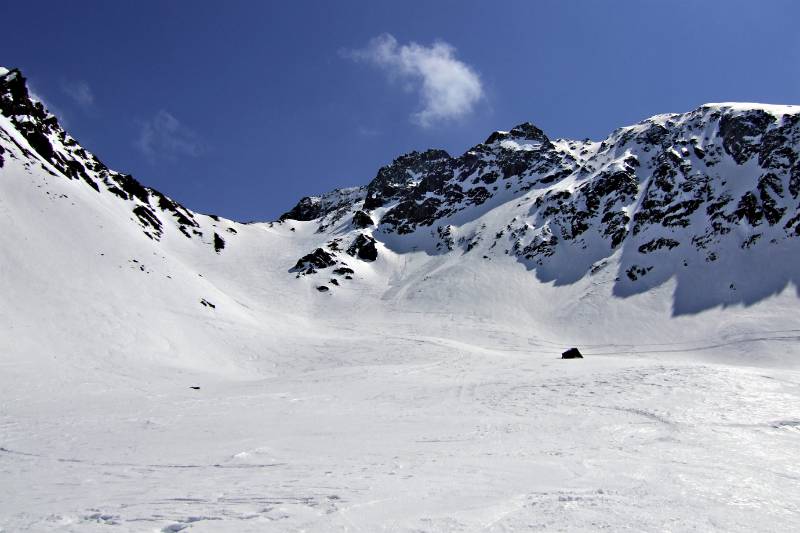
[
  {"left": 3, "top": 323, "right": 800, "bottom": 532},
  {"left": 1, "top": 67, "right": 799, "bottom": 531}
]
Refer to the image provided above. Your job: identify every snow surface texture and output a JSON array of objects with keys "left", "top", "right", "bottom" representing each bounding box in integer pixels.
[{"left": 1, "top": 67, "right": 799, "bottom": 532}]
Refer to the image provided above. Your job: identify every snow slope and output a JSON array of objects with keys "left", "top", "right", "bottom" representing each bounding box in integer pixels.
[{"left": 1, "top": 67, "right": 799, "bottom": 532}]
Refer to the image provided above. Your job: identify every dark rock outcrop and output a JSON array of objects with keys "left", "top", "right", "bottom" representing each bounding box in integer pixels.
[
  {"left": 279, "top": 187, "right": 367, "bottom": 232},
  {"left": 292, "top": 248, "right": 336, "bottom": 274},
  {"left": 719, "top": 110, "right": 774, "bottom": 164},
  {"left": 352, "top": 210, "right": 373, "bottom": 228},
  {"left": 333, "top": 266, "right": 355, "bottom": 276},
  {"left": 562, "top": 347, "right": 583, "bottom": 359},
  {"left": 347, "top": 234, "right": 378, "bottom": 261},
  {"left": 213, "top": 233, "right": 225, "bottom": 253},
  {"left": 363, "top": 149, "right": 451, "bottom": 210},
  {"left": 279, "top": 196, "right": 323, "bottom": 222}
]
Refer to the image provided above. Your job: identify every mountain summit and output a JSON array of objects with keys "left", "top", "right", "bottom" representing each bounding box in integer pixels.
[{"left": 281, "top": 98, "right": 800, "bottom": 314}]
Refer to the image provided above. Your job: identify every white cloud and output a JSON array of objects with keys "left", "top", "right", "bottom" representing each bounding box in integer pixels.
[
  {"left": 345, "top": 33, "right": 484, "bottom": 128},
  {"left": 61, "top": 80, "right": 94, "bottom": 108},
  {"left": 356, "top": 125, "right": 381, "bottom": 137},
  {"left": 135, "top": 110, "right": 203, "bottom": 162}
]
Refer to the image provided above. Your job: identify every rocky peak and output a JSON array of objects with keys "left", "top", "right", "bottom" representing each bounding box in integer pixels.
[
  {"left": 287, "top": 102, "right": 800, "bottom": 309},
  {"left": 1, "top": 68, "right": 33, "bottom": 110},
  {"left": 1, "top": 68, "right": 60, "bottom": 162},
  {"left": 363, "top": 149, "right": 452, "bottom": 210},
  {"left": 279, "top": 196, "right": 323, "bottom": 222},
  {"left": 0, "top": 67, "right": 223, "bottom": 248},
  {"left": 484, "top": 121, "right": 549, "bottom": 145},
  {"left": 279, "top": 186, "right": 368, "bottom": 232}
]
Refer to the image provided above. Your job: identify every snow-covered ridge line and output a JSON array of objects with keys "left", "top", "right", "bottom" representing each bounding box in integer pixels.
[
  {"left": 2, "top": 66, "right": 799, "bottom": 313},
  {"left": 701, "top": 101, "right": 800, "bottom": 113},
  {"left": 280, "top": 97, "right": 800, "bottom": 312},
  {"left": 0, "top": 67, "right": 236, "bottom": 250}
]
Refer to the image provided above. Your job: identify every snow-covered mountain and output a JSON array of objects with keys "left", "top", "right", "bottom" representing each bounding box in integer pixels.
[
  {"left": 282, "top": 100, "right": 800, "bottom": 314},
  {"left": 2, "top": 66, "right": 799, "bottom": 532},
  {"left": 4, "top": 65, "right": 797, "bottom": 319}
]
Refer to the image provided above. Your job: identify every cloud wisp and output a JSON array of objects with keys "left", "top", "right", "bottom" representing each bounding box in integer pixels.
[
  {"left": 135, "top": 110, "right": 204, "bottom": 162},
  {"left": 345, "top": 34, "right": 484, "bottom": 128},
  {"left": 61, "top": 80, "right": 94, "bottom": 108}
]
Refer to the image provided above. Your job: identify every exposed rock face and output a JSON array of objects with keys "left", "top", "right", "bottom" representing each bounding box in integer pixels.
[
  {"left": 562, "top": 347, "right": 583, "bottom": 359},
  {"left": 292, "top": 248, "right": 336, "bottom": 274},
  {"left": 363, "top": 149, "right": 452, "bottom": 210},
  {"left": 279, "top": 196, "right": 323, "bottom": 221},
  {"left": 354, "top": 124, "right": 575, "bottom": 236},
  {"left": 364, "top": 122, "right": 582, "bottom": 236},
  {"left": 347, "top": 234, "right": 378, "bottom": 261},
  {"left": 719, "top": 110, "right": 775, "bottom": 165},
  {"left": 213, "top": 233, "right": 225, "bottom": 253},
  {"left": 332, "top": 266, "right": 355, "bottom": 276},
  {"left": 352, "top": 210, "right": 373, "bottom": 228},
  {"left": 279, "top": 187, "right": 367, "bottom": 232}
]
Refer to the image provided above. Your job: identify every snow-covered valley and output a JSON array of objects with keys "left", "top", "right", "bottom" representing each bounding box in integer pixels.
[
  {"left": 1, "top": 66, "right": 799, "bottom": 531},
  {"left": 5, "top": 329, "right": 800, "bottom": 532}
]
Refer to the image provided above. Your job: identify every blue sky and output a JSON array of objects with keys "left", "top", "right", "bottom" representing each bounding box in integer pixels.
[{"left": 3, "top": 1, "right": 799, "bottom": 220}]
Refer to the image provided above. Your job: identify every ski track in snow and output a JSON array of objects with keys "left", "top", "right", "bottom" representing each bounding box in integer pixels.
[{"left": 2, "top": 333, "right": 800, "bottom": 532}]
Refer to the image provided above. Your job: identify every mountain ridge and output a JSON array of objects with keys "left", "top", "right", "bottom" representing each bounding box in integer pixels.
[
  {"left": 2, "top": 65, "right": 799, "bottom": 317},
  {"left": 276, "top": 95, "right": 800, "bottom": 314}
]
